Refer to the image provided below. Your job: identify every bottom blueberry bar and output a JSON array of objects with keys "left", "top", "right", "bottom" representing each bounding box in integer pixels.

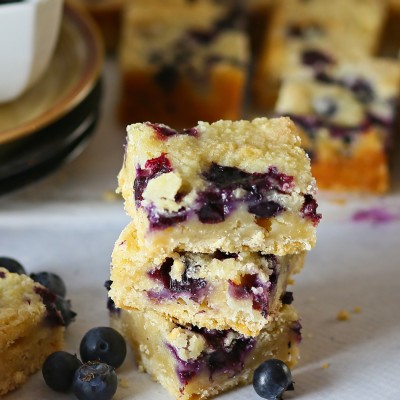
[
  {"left": 0, "top": 268, "right": 65, "bottom": 396},
  {"left": 110, "top": 304, "right": 301, "bottom": 400}
]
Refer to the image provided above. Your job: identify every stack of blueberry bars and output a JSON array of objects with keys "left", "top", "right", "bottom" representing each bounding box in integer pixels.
[{"left": 107, "top": 117, "right": 321, "bottom": 399}]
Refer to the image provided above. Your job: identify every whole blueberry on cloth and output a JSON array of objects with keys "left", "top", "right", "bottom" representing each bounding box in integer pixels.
[
  {"left": 0, "top": 257, "right": 26, "bottom": 274},
  {"left": 42, "top": 351, "right": 82, "bottom": 392},
  {"left": 72, "top": 361, "right": 118, "bottom": 400},
  {"left": 253, "top": 359, "right": 293, "bottom": 399},
  {"left": 80, "top": 326, "right": 127, "bottom": 368},
  {"left": 30, "top": 271, "right": 67, "bottom": 297}
]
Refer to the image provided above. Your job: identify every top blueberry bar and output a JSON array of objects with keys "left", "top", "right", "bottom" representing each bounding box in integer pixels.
[{"left": 118, "top": 118, "right": 321, "bottom": 256}]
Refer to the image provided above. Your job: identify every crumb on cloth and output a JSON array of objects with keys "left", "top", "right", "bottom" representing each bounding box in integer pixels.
[{"left": 336, "top": 309, "right": 350, "bottom": 321}]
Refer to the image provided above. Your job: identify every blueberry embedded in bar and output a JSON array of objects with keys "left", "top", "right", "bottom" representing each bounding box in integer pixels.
[
  {"left": 118, "top": 117, "right": 321, "bottom": 256},
  {"left": 110, "top": 304, "right": 301, "bottom": 400},
  {"left": 253, "top": 0, "right": 387, "bottom": 108},
  {"left": 109, "top": 221, "right": 305, "bottom": 336}
]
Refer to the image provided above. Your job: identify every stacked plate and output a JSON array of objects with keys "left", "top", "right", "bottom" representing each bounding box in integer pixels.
[{"left": 0, "top": 2, "right": 103, "bottom": 195}]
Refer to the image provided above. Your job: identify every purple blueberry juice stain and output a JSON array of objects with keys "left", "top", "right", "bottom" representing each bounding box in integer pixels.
[
  {"left": 352, "top": 207, "right": 400, "bottom": 225},
  {"left": 134, "top": 153, "right": 173, "bottom": 206},
  {"left": 167, "top": 327, "right": 256, "bottom": 386},
  {"left": 146, "top": 122, "right": 198, "bottom": 140},
  {"left": 167, "top": 344, "right": 202, "bottom": 386},
  {"left": 300, "top": 194, "right": 322, "bottom": 226},
  {"left": 147, "top": 258, "right": 207, "bottom": 303},
  {"left": 228, "top": 274, "right": 271, "bottom": 318},
  {"left": 227, "top": 254, "right": 278, "bottom": 318}
]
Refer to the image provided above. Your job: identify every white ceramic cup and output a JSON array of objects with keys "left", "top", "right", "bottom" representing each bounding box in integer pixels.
[{"left": 0, "top": 0, "right": 63, "bottom": 103}]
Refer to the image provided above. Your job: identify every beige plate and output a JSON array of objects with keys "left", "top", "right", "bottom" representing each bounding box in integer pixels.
[{"left": 0, "top": 1, "right": 103, "bottom": 145}]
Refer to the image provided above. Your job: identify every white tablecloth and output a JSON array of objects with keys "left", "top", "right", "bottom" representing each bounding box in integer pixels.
[{"left": 1, "top": 59, "right": 400, "bottom": 400}]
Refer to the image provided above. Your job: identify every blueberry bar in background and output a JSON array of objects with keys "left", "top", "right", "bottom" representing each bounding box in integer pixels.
[
  {"left": 275, "top": 58, "right": 400, "bottom": 193},
  {"left": 110, "top": 304, "right": 301, "bottom": 400},
  {"left": 253, "top": 0, "right": 387, "bottom": 108},
  {"left": 118, "top": 118, "right": 321, "bottom": 256},
  {"left": 73, "top": 0, "right": 126, "bottom": 52},
  {"left": 0, "top": 268, "right": 64, "bottom": 396},
  {"left": 118, "top": 0, "right": 249, "bottom": 127},
  {"left": 109, "top": 221, "right": 304, "bottom": 336}
]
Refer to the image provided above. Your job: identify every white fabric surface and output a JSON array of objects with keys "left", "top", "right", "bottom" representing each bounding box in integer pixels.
[{"left": 1, "top": 59, "right": 400, "bottom": 399}]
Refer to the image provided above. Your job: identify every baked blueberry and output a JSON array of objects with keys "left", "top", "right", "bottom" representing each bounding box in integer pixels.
[
  {"left": 154, "top": 64, "right": 179, "bottom": 91},
  {"left": 301, "top": 49, "right": 334, "bottom": 68},
  {"left": 312, "top": 96, "right": 337, "bottom": 118},
  {"left": 0, "top": 257, "right": 26, "bottom": 275},
  {"left": 253, "top": 359, "right": 293, "bottom": 399},
  {"left": 30, "top": 271, "right": 66, "bottom": 297},
  {"left": 55, "top": 296, "right": 76, "bottom": 327},
  {"left": 80, "top": 327, "right": 127, "bottom": 369},
  {"left": 72, "top": 361, "right": 118, "bottom": 400},
  {"left": 148, "top": 258, "right": 207, "bottom": 303},
  {"left": 42, "top": 351, "right": 82, "bottom": 393}
]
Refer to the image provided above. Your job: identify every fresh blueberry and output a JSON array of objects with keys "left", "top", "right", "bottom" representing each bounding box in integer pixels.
[
  {"left": 253, "top": 359, "right": 293, "bottom": 399},
  {"left": 0, "top": 257, "right": 26, "bottom": 274},
  {"left": 80, "top": 327, "right": 127, "bottom": 368},
  {"left": 42, "top": 351, "right": 82, "bottom": 392},
  {"left": 55, "top": 296, "right": 76, "bottom": 327},
  {"left": 72, "top": 361, "right": 118, "bottom": 400},
  {"left": 0, "top": 0, "right": 24, "bottom": 4},
  {"left": 30, "top": 271, "right": 66, "bottom": 297}
]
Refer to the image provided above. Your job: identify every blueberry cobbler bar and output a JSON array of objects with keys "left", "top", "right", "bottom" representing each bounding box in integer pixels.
[
  {"left": 0, "top": 268, "right": 64, "bottom": 395},
  {"left": 109, "top": 221, "right": 304, "bottom": 336},
  {"left": 253, "top": 0, "right": 387, "bottom": 108},
  {"left": 111, "top": 116, "right": 320, "bottom": 398},
  {"left": 111, "top": 304, "right": 301, "bottom": 400},
  {"left": 275, "top": 58, "right": 400, "bottom": 193},
  {"left": 118, "top": 118, "right": 321, "bottom": 256},
  {"left": 118, "top": 0, "right": 248, "bottom": 127}
]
